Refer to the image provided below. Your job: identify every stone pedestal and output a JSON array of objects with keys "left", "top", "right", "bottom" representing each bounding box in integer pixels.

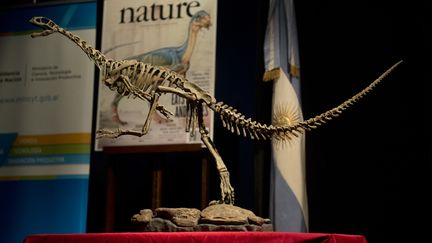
[{"left": 131, "top": 204, "right": 273, "bottom": 232}]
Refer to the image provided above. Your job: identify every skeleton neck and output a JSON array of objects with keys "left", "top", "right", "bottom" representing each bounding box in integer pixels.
[{"left": 56, "top": 27, "right": 110, "bottom": 69}]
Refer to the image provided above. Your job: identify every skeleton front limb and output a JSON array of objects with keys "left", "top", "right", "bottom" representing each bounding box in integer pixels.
[{"left": 142, "top": 92, "right": 160, "bottom": 134}]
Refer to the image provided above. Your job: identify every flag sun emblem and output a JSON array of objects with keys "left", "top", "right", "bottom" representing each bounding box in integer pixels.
[{"left": 272, "top": 103, "right": 302, "bottom": 146}]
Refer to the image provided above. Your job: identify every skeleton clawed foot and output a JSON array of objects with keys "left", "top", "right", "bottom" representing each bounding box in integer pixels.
[
  {"left": 209, "top": 171, "right": 235, "bottom": 206},
  {"left": 208, "top": 192, "right": 235, "bottom": 206}
]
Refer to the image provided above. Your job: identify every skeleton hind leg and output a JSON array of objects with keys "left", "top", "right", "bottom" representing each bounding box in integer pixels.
[
  {"left": 197, "top": 105, "right": 235, "bottom": 205},
  {"left": 155, "top": 86, "right": 235, "bottom": 204}
]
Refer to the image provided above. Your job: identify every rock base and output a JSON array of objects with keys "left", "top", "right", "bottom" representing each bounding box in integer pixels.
[{"left": 131, "top": 204, "right": 273, "bottom": 232}]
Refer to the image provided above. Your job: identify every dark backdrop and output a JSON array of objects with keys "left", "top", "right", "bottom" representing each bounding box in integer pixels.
[{"left": 295, "top": 1, "right": 429, "bottom": 243}]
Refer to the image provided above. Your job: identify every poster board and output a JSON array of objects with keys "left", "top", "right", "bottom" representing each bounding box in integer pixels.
[
  {"left": 95, "top": 0, "right": 217, "bottom": 150},
  {"left": 0, "top": 2, "right": 96, "bottom": 242}
]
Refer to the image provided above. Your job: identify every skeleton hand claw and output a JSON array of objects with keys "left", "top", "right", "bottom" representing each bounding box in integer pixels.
[{"left": 156, "top": 106, "right": 174, "bottom": 121}]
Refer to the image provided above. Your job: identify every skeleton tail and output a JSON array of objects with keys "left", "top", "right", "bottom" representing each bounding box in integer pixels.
[
  {"left": 209, "top": 60, "right": 402, "bottom": 141},
  {"left": 29, "top": 16, "right": 110, "bottom": 70}
]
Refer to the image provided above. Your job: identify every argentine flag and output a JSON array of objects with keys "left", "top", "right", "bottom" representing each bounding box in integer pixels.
[{"left": 264, "top": 0, "right": 308, "bottom": 232}]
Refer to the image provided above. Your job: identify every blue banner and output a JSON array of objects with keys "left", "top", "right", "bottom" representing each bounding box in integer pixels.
[{"left": 0, "top": 2, "right": 96, "bottom": 33}]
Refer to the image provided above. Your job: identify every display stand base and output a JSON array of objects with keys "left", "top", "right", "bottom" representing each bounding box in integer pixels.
[{"left": 131, "top": 204, "right": 273, "bottom": 232}]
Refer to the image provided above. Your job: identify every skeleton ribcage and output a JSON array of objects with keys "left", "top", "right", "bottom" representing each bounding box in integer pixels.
[{"left": 104, "top": 61, "right": 181, "bottom": 98}]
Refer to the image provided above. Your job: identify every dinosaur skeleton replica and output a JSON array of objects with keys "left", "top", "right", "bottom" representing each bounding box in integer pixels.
[{"left": 30, "top": 16, "right": 402, "bottom": 206}]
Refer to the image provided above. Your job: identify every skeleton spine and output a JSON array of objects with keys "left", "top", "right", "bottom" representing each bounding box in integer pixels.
[{"left": 211, "top": 60, "right": 402, "bottom": 141}]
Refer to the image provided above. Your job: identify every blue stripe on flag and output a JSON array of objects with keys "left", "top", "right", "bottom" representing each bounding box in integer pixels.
[{"left": 272, "top": 165, "right": 307, "bottom": 231}]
